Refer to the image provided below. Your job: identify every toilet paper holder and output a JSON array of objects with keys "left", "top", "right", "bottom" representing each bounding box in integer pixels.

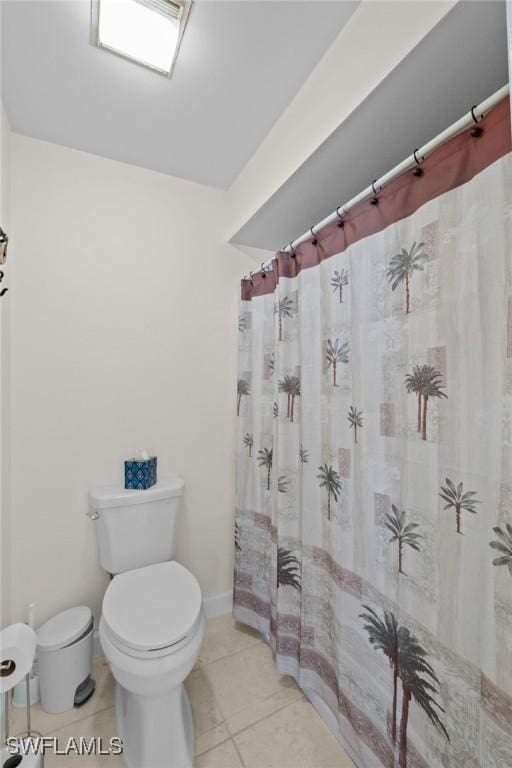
[{"left": 1, "top": 623, "right": 42, "bottom": 765}]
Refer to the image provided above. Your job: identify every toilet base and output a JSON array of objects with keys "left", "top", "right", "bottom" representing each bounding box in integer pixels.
[{"left": 116, "top": 680, "right": 194, "bottom": 768}]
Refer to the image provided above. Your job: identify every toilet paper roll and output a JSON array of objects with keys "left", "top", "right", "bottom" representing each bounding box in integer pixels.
[{"left": 0, "top": 622, "right": 37, "bottom": 693}]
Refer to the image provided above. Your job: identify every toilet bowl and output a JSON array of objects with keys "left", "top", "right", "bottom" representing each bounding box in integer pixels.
[
  {"left": 88, "top": 477, "right": 204, "bottom": 766},
  {"left": 99, "top": 560, "right": 205, "bottom": 768}
]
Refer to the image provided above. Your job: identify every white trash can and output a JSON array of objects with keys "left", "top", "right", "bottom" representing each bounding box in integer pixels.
[{"left": 37, "top": 606, "right": 95, "bottom": 714}]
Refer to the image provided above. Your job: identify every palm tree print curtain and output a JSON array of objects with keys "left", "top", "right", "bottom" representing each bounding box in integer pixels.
[{"left": 235, "top": 97, "right": 512, "bottom": 768}]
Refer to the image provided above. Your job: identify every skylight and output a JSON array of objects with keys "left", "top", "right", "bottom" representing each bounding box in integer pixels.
[{"left": 95, "top": 0, "right": 191, "bottom": 76}]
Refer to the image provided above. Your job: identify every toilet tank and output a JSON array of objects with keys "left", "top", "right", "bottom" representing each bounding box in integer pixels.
[{"left": 88, "top": 477, "right": 184, "bottom": 575}]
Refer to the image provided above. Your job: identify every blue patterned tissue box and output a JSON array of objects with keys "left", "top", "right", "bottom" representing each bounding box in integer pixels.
[{"left": 124, "top": 457, "right": 157, "bottom": 490}]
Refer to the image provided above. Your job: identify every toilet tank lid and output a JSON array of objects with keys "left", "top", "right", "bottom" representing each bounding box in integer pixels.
[
  {"left": 88, "top": 477, "right": 184, "bottom": 509},
  {"left": 37, "top": 606, "right": 92, "bottom": 651}
]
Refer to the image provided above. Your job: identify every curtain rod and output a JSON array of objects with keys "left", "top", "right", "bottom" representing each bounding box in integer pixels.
[{"left": 258, "top": 83, "right": 509, "bottom": 272}]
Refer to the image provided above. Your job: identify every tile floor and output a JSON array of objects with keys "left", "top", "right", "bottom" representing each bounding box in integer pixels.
[{"left": 9, "top": 615, "right": 354, "bottom": 767}]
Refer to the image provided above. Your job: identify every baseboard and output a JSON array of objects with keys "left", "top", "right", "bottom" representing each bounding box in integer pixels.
[
  {"left": 93, "top": 590, "right": 233, "bottom": 656},
  {"left": 203, "top": 590, "right": 233, "bottom": 618}
]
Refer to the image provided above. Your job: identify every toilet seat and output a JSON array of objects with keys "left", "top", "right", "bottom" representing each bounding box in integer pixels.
[{"left": 102, "top": 561, "right": 202, "bottom": 659}]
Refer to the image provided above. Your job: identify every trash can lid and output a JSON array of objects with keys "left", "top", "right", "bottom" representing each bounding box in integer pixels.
[{"left": 37, "top": 606, "right": 92, "bottom": 651}]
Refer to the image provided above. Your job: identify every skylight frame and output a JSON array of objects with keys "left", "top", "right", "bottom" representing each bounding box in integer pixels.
[{"left": 90, "top": 0, "right": 192, "bottom": 78}]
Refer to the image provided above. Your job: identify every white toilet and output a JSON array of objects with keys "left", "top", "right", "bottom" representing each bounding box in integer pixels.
[{"left": 88, "top": 478, "right": 204, "bottom": 768}]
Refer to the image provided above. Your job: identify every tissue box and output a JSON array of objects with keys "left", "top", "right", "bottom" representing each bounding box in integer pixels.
[{"left": 124, "top": 457, "right": 157, "bottom": 490}]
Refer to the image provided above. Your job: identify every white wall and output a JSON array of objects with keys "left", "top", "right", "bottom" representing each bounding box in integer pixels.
[
  {"left": 8, "top": 134, "right": 255, "bottom": 626},
  {"left": 0, "top": 103, "right": 11, "bottom": 628},
  {"left": 226, "top": 0, "right": 455, "bottom": 242}
]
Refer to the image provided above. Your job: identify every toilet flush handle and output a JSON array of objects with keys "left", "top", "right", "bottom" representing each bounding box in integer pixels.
[{"left": 86, "top": 509, "right": 99, "bottom": 520}]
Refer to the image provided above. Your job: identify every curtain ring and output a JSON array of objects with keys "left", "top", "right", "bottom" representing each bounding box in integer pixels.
[
  {"left": 249, "top": 270, "right": 254, "bottom": 285},
  {"left": 289, "top": 242, "right": 296, "bottom": 258},
  {"left": 412, "top": 148, "right": 424, "bottom": 177},
  {"left": 335, "top": 206, "right": 344, "bottom": 228},
  {"left": 470, "top": 105, "right": 483, "bottom": 137},
  {"left": 0, "top": 226, "right": 8, "bottom": 265},
  {"left": 310, "top": 227, "right": 318, "bottom": 246},
  {"left": 260, "top": 262, "right": 266, "bottom": 278},
  {"left": 370, "top": 179, "right": 379, "bottom": 206}
]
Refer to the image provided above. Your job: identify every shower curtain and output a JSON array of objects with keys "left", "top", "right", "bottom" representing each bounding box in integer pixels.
[{"left": 235, "top": 96, "right": 512, "bottom": 768}]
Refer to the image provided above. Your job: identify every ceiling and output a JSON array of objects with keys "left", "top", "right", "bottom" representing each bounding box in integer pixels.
[
  {"left": 233, "top": 0, "right": 509, "bottom": 250},
  {"left": 1, "top": 0, "right": 358, "bottom": 189}
]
